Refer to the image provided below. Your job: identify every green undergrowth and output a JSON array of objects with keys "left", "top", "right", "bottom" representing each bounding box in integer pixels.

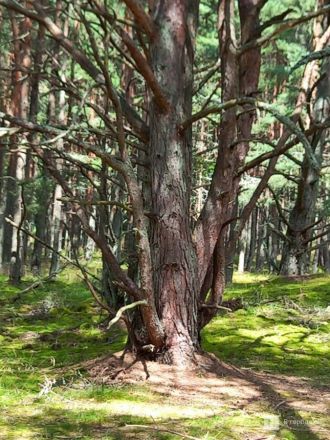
[
  {"left": 203, "top": 273, "right": 330, "bottom": 384},
  {"left": 0, "top": 270, "right": 329, "bottom": 439}
]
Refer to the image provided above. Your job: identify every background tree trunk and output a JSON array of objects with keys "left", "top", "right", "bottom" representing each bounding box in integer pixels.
[
  {"left": 5, "top": 10, "right": 32, "bottom": 283},
  {"left": 281, "top": 60, "right": 330, "bottom": 274}
]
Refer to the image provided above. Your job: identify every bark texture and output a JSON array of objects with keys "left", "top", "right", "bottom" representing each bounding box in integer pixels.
[
  {"left": 149, "top": 0, "right": 200, "bottom": 364},
  {"left": 196, "top": 0, "right": 262, "bottom": 326}
]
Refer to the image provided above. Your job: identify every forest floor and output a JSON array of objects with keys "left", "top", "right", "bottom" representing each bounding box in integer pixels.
[{"left": 0, "top": 269, "right": 329, "bottom": 440}]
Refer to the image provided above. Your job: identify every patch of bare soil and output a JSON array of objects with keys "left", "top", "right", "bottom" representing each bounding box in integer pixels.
[{"left": 85, "top": 350, "right": 330, "bottom": 439}]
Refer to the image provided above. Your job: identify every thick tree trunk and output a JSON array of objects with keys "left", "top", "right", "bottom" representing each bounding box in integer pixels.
[{"left": 148, "top": 0, "right": 200, "bottom": 364}]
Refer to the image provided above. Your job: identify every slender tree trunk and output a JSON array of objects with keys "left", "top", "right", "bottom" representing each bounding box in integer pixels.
[
  {"left": 0, "top": 143, "right": 6, "bottom": 271},
  {"left": 49, "top": 179, "right": 63, "bottom": 274},
  {"left": 321, "top": 235, "right": 330, "bottom": 272},
  {"left": 4, "top": 10, "right": 32, "bottom": 283},
  {"left": 197, "top": 0, "right": 262, "bottom": 321},
  {"left": 29, "top": 22, "right": 47, "bottom": 275},
  {"left": 31, "top": 171, "right": 51, "bottom": 275},
  {"left": 245, "top": 207, "right": 258, "bottom": 271},
  {"left": 0, "top": 8, "right": 8, "bottom": 271},
  {"left": 238, "top": 226, "right": 247, "bottom": 274},
  {"left": 255, "top": 207, "right": 266, "bottom": 271},
  {"left": 280, "top": 3, "right": 330, "bottom": 275},
  {"left": 48, "top": 1, "right": 67, "bottom": 276},
  {"left": 280, "top": 61, "right": 330, "bottom": 274},
  {"left": 225, "top": 201, "right": 239, "bottom": 284}
]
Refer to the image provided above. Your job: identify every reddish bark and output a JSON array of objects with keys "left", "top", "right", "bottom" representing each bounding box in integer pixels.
[
  {"left": 149, "top": 0, "right": 200, "bottom": 364},
  {"left": 196, "top": 0, "right": 262, "bottom": 326}
]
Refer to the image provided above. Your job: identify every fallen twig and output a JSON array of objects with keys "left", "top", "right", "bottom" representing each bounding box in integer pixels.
[
  {"left": 12, "top": 264, "right": 69, "bottom": 302},
  {"left": 200, "top": 303, "right": 232, "bottom": 312},
  {"left": 107, "top": 300, "right": 147, "bottom": 329}
]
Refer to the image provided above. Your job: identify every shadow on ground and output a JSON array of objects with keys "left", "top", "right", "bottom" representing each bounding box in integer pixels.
[{"left": 0, "top": 272, "right": 329, "bottom": 439}]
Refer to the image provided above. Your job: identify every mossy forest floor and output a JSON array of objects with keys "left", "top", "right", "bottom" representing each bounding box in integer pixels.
[{"left": 0, "top": 270, "right": 329, "bottom": 439}]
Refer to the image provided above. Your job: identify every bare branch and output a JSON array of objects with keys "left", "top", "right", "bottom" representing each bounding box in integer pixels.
[
  {"left": 291, "top": 46, "right": 330, "bottom": 73},
  {"left": 267, "top": 222, "right": 290, "bottom": 242},
  {"left": 267, "top": 185, "right": 291, "bottom": 228},
  {"left": 238, "top": 121, "right": 330, "bottom": 175},
  {"left": 240, "top": 5, "right": 330, "bottom": 53},
  {"left": 118, "top": 27, "right": 170, "bottom": 111},
  {"left": 89, "top": 0, "right": 170, "bottom": 112},
  {"left": 12, "top": 265, "right": 69, "bottom": 301},
  {"left": 5, "top": 217, "right": 98, "bottom": 279},
  {"left": 107, "top": 300, "right": 147, "bottom": 329},
  {"left": 200, "top": 303, "right": 232, "bottom": 312},
  {"left": 258, "top": 8, "right": 294, "bottom": 33},
  {"left": 182, "top": 97, "right": 319, "bottom": 171},
  {"left": 77, "top": 266, "right": 114, "bottom": 315},
  {"left": 303, "top": 226, "right": 330, "bottom": 245},
  {"left": 297, "top": 239, "right": 330, "bottom": 256},
  {"left": 0, "top": 0, "right": 149, "bottom": 140},
  {"left": 193, "top": 60, "right": 220, "bottom": 95},
  {"left": 121, "top": 0, "right": 156, "bottom": 39}
]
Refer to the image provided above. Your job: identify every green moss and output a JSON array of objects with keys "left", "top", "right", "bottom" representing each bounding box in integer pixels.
[
  {"left": 203, "top": 273, "right": 330, "bottom": 384},
  {"left": 0, "top": 271, "right": 329, "bottom": 439}
]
